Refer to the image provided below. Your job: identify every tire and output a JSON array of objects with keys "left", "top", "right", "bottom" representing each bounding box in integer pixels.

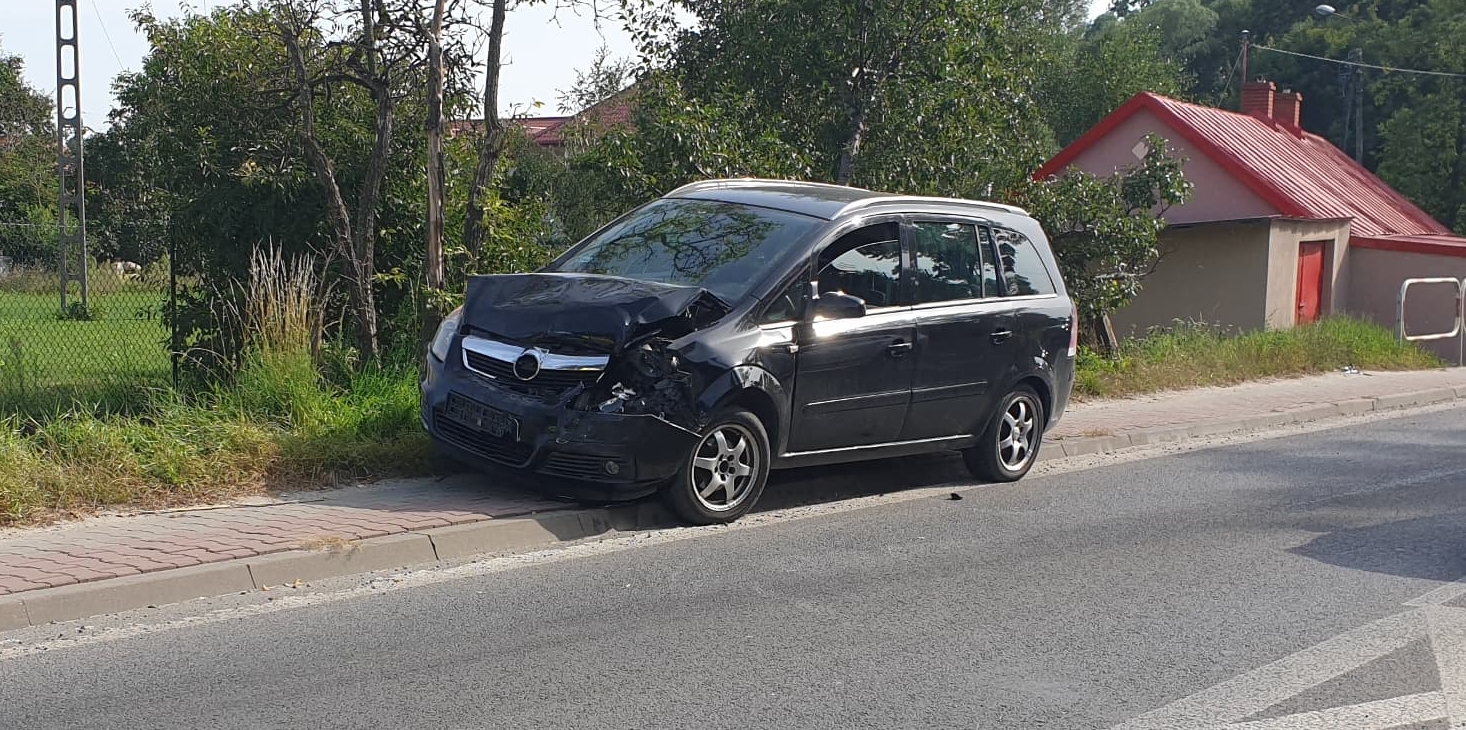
[
  {"left": 663, "top": 408, "right": 771, "bottom": 525},
  {"left": 963, "top": 384, "right": 1045, "bottom": 483}
]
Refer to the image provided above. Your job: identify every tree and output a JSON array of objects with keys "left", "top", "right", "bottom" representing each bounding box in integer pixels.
[
  {"left": 618, "top": 0, "right": 1064, "bottom": 197},
  {"left": 98, "top": 6, "right": 454, "bottom": 367},
  {"left": 558, "top": 44, "right": 634, "bottom": 113},
  {"left": 0, "top": 48, "right": 56, "bottom": 266},
  {"left": 1037, "top": 18, "right": 1189, "bottom": 146},
  {"left": 460, "top": 0, "right": 508, "bottom": 262},
  {"left": 273, "top": 0, "right": 429, "bottom": 362},
  {"left": 1010, "top": 134, "right": 1194, "bottom": 344},
  {"left": 1368, "top": 0, "right": 1466, "bottom": 233}
]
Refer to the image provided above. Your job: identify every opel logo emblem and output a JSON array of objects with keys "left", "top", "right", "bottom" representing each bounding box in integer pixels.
[{"left": 512, "top": 349, "right": 543, "bottom": 381}]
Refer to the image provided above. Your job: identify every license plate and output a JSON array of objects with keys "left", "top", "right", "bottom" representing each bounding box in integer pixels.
[{"left": 445, "top": 394, "right": 519, "bottom": 440}]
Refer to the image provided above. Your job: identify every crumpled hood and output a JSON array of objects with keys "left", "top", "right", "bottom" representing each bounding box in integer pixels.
[{"left": 461, "top": 273, "right": 731, "bottom": 354}]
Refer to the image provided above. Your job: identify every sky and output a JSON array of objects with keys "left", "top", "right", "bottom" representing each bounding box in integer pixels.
[{"left": 5, "top": 0, "right": 1111, "bottom": 130}]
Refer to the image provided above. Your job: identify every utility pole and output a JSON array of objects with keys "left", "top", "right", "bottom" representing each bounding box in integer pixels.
[
  {"left": 1240, "top": 29, "right": 1251, "bottom": 99},
  {"left": 424, "top": 0, "right": 446, "bottom": 293},
  {"left": 55, "top": 0, "right": 89, "bottom": 315},
  {"left": 1351, "top": 48, "right": 1364, "bottom": 164}
]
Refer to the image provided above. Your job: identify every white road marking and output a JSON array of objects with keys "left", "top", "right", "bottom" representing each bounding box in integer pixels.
[
  {"left": 1223, "top": 691, "right": 1446, "bottom": 730},
  {"left": 1426, "top": 605, "right": 1466, "bottom": 728},
  {"left": 1109, "top": 610, "right": 1428, "bottom": 730},
  {"left": 1112, "top": 590, "right": 1466, "bottom": 730}
]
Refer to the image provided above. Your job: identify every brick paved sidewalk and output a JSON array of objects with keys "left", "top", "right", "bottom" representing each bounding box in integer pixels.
[
  {"left": 1, "top": 367, "right": 1463, "bottom": 598},
  {"left": 1048, "top": 367, "right": 1466, "bottom": 440}
]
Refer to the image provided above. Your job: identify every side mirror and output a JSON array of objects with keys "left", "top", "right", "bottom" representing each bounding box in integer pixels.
[{"left": 813, "top": 292, "right": 867, "bottom": 320}]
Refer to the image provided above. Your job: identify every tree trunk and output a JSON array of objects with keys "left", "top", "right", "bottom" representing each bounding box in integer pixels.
[
  {"left": 835, "top": 100, "right": 870, "bottom": 186},
  {"left": 463, "top": 0, "right": 509, "bottom": 260},
  {"left": 422, "top": 0, "right": 448, "bottom": 344},
  {"left": 278, "top": 5, "right": 391, "bottom": 363},
  {"left": 1087, "top": 313, "right": 1119, "bottom": 358}
]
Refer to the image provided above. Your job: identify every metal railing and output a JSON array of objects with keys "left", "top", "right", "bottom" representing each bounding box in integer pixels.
[{"left": 1397, "top": 277, "right": 1466, "bottom": 366}]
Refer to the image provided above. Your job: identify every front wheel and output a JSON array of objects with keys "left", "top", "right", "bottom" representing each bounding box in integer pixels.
[
  {"left": 663, "top": 409, "right": 771, "bottom": 525},
  {"left": 963, "top": 385, "right": 1045, "bottom": 482}
]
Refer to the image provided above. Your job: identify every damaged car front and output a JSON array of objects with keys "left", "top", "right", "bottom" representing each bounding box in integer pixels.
[{"left": 420, "top": 197, "right": 821, "bottom": 513}]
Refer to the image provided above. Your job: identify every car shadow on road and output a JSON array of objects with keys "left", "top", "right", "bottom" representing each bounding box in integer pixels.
[
  {"left": 752, "top": 452, "right": 975, "bottom": 513},
  {"left": 1200, "top": 430, "right": 1466, "bottom": 583}
]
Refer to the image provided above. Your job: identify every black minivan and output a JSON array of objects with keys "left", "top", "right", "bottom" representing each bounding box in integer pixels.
[{"left": 422, "top": 179, "right": 1077, "bottom": 524}]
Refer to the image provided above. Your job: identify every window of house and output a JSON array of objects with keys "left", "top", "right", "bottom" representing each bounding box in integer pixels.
[
  {"left": 991, "top": 227, "right": 1057, "bottom": 296},
  {"left": 911, "top": 222, "right": 995, "bottom": 303}
]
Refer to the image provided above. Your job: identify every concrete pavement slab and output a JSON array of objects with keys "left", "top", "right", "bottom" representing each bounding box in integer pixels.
[
  {"left": 426, "top": 511, "right": 613, "bottom": 561},
  {"left": 245, "top": 533, "right": 439, "bottom": 589},
  {"left": 0, "top": 597, "right": 28, "bottom": 632},
  {"left": 18, "top": 563, "right": 256, "bottom": 626}
]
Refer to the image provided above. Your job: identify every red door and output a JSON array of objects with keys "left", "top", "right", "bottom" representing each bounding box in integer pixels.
[{"left": 1296, "top": 241, "right": 1326, "bottom": 324}]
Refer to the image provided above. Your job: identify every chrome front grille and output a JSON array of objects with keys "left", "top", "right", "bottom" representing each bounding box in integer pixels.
[{"left": 460, "top": 335, "right": 608, "bottom": 394}]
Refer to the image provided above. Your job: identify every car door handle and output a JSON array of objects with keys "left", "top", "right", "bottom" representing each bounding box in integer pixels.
[
  {"left": 990, "top": 329, "right": 1014, "bottom": 344},
  {"left": 887, "top": 341, "right": 914, "bottom": 358}
]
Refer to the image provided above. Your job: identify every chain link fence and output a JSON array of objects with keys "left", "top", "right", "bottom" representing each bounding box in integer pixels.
[{"left": 0, "top": 219, "right": 173, "bottom": 413}]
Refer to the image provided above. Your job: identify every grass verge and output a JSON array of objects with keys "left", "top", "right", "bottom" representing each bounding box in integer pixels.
[
  {"left": 1074, "top": 316, "right": 1443, "bottom": 399},
  {"left": 0, "top": 352, "right": 431, "bottom": 527}
]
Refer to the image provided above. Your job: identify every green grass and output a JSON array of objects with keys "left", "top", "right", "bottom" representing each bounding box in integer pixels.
[
  {"left": 1074, "top": 316, "right": 1443, "bottom": 399},
  {"left": 0, "top": 290, "right": 172, "bottom": 413},
  {"left": 0, "top": 350, "right": 432, "bottom": 526}
]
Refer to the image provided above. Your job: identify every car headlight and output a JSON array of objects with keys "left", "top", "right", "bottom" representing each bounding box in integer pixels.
[{"left": 430, "top": 307, "right": 463, "bottom": 362}]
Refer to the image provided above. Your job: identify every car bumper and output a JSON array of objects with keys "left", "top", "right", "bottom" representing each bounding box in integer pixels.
[
  {"left": 420, "top": 357, "right": 699, "bottom": 501},
  {"left": 1046, "top": 354, "right": 1076, "bottom": 431}
]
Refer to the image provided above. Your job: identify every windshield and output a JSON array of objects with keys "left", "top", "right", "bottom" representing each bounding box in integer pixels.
[{"left": 550, "top": 198, "right": 822, "bottom": 302}]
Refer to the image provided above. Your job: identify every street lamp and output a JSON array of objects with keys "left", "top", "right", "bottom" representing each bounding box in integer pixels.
[{"left": 1312, "top": 4, "right": 1365, "bottom": 163}]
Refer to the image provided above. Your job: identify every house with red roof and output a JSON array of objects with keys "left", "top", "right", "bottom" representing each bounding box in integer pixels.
[
  {"left": 451, "top": 84, "right": 638, "bottom": 148},
  {"left": 1037, "top": 82, "right": 1466, "bottom": 360}
]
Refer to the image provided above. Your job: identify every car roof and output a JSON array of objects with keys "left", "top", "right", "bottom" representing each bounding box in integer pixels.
[{"left": 663, "top": 178, "right": 1028, "bottom": 222}]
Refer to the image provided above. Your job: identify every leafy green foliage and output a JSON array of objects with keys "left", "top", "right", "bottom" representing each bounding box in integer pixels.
[
  {"left": 618, "top": 0, "right": 1061, "bottom": 195},
  {"left": 1011, "top": 134, "right": 1194, "bottom": 320},
  {"left": 0, "top": 47, "right": 57, "bottom": 267},
  {"left": 1038, "top": 19, "right": 1189, "bottom": 146}
]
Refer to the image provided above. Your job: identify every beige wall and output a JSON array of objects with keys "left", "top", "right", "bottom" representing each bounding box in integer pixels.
[
  {"left": 1055, "top": 109, "right": 1281, "bottom": 226},
  {"left": 1263, "top": 219, "right": 1352, "bottom": 329},
  {"left": 1111, "top": 221, "right": 1273, "bottom": 336},
  {"left": 1347, "top": 248, "right": 1466, "bottom": 363}
]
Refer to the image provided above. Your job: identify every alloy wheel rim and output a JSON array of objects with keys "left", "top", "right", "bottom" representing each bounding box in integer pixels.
[
  {"left": 998, "top": 397, "right": 1038, "bottom": 471},
  {"left": 690, "top": 424, "right": 759, "bottom": 512}
]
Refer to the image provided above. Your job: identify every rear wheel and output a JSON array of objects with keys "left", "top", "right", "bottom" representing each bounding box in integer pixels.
[
  {"left": 663, "top": 409, "right": 771, "bottom": 525},
  {"left": 964, "top": 384, "right": 1045, "bottom": 482}
]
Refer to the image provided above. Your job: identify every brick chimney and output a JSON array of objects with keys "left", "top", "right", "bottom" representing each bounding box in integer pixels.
[
  {"left": 1242, "top": 80, "right": 1276, "bottom": 119},
  {"left": 1274, "top": 89, "right": 1303, "bottom": 127}
]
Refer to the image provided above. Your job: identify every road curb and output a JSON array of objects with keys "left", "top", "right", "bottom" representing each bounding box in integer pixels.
[
  {"left": 0, "top": 501, "right": 676, "bottom": 632},
  {"left": 1, "top": 389, "right": 1460, "bottom": 632},
  {"left": 1045, "top": 387, "right": 1463, "bottom": 462}
]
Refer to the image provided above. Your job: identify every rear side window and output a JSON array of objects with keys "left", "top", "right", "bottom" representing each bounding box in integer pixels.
[
  {"left": 991, "top": 227, "right": 1057, "bottom": 296},
  {"left": 910, "top": 222, "right": 993, "bottom": 303}
]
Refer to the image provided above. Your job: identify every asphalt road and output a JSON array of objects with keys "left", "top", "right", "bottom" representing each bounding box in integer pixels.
[{"left": 2, "top": 407, "right": 1465, "bottom": 729}]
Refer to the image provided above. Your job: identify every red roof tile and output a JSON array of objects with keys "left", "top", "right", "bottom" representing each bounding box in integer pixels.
[{"left": 1036, "top": 92, "right": 1451, "bottom": 239}]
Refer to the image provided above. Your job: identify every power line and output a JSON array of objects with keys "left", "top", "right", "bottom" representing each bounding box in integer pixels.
[
  {"left": 1253, "top": 44, "right": 1466, "bottom": 79},
  {"left": 87, "top": 0, "right": 126, "bottom": 68}
]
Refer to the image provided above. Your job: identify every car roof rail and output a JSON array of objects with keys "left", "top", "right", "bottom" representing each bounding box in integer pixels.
[
  {"left": 835, "top": 196, "right": 1029, "bottom": 218},
  {"left": 663, "top": 178, "right": 873, "bottom": 197}
]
